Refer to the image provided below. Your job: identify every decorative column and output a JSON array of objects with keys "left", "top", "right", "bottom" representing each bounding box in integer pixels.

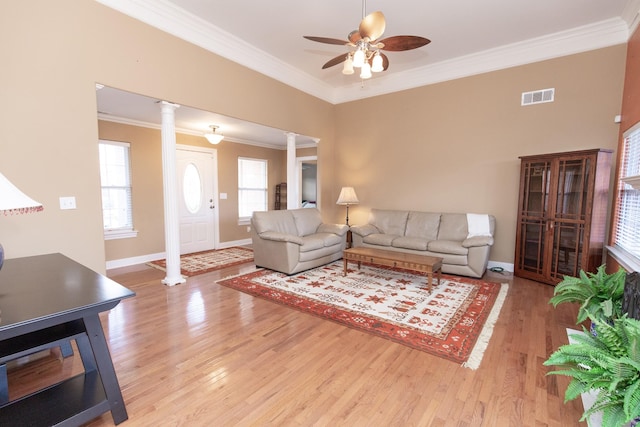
[
  {"left": 286, "top": 132, "right": 298, "bottom": 209},
  {"left": 160, "top": 101, "right": 186, "bottom": 286}
]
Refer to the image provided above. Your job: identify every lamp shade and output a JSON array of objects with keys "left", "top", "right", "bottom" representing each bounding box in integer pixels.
[
  {"left": 0, "top": 172, "right": 43, "bottom": 214},
  {"left": 204, "top": 133, "right": 224, "bottom": 144},
  {"left": 336, "top": 187, "right": 359, "bottom": 205},
  {"left": 204, "top": 125, "right": 224, "bottom": 144}
]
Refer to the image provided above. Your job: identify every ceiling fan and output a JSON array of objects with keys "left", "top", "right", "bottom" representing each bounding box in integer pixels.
[{"left": 303, "top": 2, "right": 430, "bottom": 79}]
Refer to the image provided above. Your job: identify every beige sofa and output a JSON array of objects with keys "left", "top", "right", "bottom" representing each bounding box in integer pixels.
[
  {"left": 251, "top": 208, "right": 349, "bottom": 275},
  {"left": 350, "top": 209, "right": 496, "bottom": 278}
]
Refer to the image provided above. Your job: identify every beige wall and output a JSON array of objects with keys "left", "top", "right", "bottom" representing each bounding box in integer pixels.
[
  {"left": 0, "top": 1, "right": 627, "bottom": 273},
  {"left": 334, "top": 46, "right": 627, "bottom": 264},
  {"left": 99, "top": 120, "right": 289, "bottom": 262},
  {"left": 0, "top": 1, "right": 334, "bottom": 273}
]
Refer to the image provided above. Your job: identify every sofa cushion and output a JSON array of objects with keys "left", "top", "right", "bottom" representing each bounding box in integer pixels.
[
  {"left": 363, "top": 233, "right": 398, "bottom": 247},
  {"left": 369, "top": 209, "right": 409, "bottom": 235},
  {"left": 316, "top": 232, "right": 343, "bottom": 247},
  {"left": 299, "top": 235, "right": 325, "bottom": 252},
  {"left": 392, "top": 236, "right": 429, "bottom": 251},
  {"left": 291, "top": 208, "right": 323, "bottom": 237},
  {"left": 428, "top": 239, "right": 468, "bottom": 255},
  {"left": 405, "top": 212, "right": 441, "bottom": 240},
  {"left": 252, "top": 210, "right": 298, "bottom": 235},
  {"left": 437, "top": 213, "right": 469, "bottom": 241}
]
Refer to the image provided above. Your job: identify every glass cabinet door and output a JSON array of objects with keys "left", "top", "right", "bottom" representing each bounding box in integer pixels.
[
  {"left": 549, "top": 157, "right": 591, "bottom": 279},
  {"left": 516, "top": 160, "right": 552, "bottom": 275}
]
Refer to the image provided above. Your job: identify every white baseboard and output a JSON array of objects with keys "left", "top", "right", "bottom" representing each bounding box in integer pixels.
[{"left": 105, "top": 239, "right": 253, "bottom": 270}]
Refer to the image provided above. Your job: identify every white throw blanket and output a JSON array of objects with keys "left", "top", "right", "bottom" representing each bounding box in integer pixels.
[{"left": 467, "top": 213, "right": 491, "bottom": 238}]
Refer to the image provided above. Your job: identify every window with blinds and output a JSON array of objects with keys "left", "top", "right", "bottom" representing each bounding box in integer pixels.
[
  {"left": 99, "top": 140, "right": 135, "bottom": 239},
  {"left": 613, "top": 123, "right": 640, "bottom": 262},
  {"left": 238, "top": 157, "right": 267, "bottom": 221}
]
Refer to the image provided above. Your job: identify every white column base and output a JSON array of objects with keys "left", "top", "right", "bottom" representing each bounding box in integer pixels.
[{"left": 162, "top": 276, "right": 187, "bottom": 287}]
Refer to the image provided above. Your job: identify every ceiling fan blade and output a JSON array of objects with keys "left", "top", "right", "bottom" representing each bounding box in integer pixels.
[
  {"left": 322, "top": 54, "right": 349, "bottom": 69},
  {"left": 303, "top": 36, "right": 349, "bottom": 46},
  {"left": 359, "top": 11, "right": 386, "bottom": 41},
  {"left": 378, "top": 35, "right": 431, "bottom": 51},
  {"left": 380, "top": 52, "right": 390, "bottom": 71}
]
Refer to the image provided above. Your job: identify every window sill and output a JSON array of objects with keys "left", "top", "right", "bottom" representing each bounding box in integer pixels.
[
  {"left": 606, "top": 245, "right": 640, "bottom": 273},
  {"left": 104, "top": 229, "right": 138, "bottom": 240},
  {"left": 238, "top": 219, "right": 250, "bottom": 226}
]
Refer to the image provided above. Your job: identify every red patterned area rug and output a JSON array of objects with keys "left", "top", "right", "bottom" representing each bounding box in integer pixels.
[
  {"left": 148, "top": 247, "right": 253, "bottom": 277},
  {"left": 217, "top": 260, "right": 508, "bottom": 369}
]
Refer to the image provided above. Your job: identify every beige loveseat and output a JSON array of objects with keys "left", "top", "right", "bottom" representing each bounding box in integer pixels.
[
  {"left": 251, "top": 208, "right": 349, "bottom": 275},
  {"left": 350, "top": 209, "right": 496, "bottom": 278}
]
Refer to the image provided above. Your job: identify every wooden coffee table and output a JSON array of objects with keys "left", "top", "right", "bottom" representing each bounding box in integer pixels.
[{"left": 343, "top": 247, "right": 443, "bottom": 293}]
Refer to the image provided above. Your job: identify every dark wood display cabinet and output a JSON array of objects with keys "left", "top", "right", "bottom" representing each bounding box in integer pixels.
[{"left": 514, "top": 149, "right": 612, "bottom": 285}]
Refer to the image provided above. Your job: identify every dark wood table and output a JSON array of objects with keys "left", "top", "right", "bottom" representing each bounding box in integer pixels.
[{"left": 0, "top": 253, "right": 135, "bottom": 426}]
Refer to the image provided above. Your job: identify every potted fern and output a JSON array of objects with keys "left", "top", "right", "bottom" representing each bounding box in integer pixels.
[
  {"left": 544, "top": 316, "right": 640, "bottom": 426},
  {"left": 550, "top": 265, "right": 627, "bottom": 325}
]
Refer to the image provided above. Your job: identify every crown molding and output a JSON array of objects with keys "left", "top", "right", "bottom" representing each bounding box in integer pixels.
[
  {"left": 332, "top": 17, "right": 630, "bottom": 103},
  {"left": 622, "top": 0, "right": 640, "bottom": 32},
  {"left": 95, "top": 0, "right": 335, "bottom": 103},
  {"left": 97, "top": 113, "right": 317, "bottom": 150},
  {"left": 97, "top": 0, "right": 632, "bottom": 105}
]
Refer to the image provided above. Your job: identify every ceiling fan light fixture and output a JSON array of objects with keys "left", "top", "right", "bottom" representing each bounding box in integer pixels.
[
  {"left": 371, "top": 52, "right": 384, "bottom": 72},
  {"left": 342, "top": 54, "right": 354, "bottom": 75},
  {"left": 204, "top": 125, "right": 224, "bottom": 144},
  {"left": 352, "top": 48, "right": 365, "bottom": 68},
  {"left": 360, "top": 62, "right": 372, "bottom": 79}
]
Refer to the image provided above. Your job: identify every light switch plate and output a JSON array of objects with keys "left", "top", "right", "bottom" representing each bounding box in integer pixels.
[{"left": 59, "top": 196, "right": 76, "bottom": 210}]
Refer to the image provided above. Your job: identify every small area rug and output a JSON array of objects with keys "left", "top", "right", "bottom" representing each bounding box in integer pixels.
[
  {"left": 217, "top": 260, "right": 508, "bottom": 369},
  {"left": 148, "top": 247, "right": 253, "bottom": 277}
]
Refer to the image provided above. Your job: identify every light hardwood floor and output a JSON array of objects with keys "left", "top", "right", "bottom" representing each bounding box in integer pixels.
[{"left": 6, "top": 261, "right": 585, "bottom": 426}]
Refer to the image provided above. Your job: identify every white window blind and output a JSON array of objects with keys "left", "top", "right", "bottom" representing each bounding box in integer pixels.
[
  {"left": 613, "top": 124, "right": 640, "bottom": 261},
  {"left": 238, "top": 157, "right": 267, "bottom": 220},
  {"left": 99, "top": 141, "right": 134, "bottom": 235}
]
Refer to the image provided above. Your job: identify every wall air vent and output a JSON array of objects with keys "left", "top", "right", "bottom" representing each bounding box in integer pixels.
[{"left": 521, "top": 88, "right": 555, "bottom": 106}]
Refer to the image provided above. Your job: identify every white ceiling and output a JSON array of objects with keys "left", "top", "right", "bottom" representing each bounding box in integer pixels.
[{"left": 95, "top": 0, "right": 640, "bottom": 148}]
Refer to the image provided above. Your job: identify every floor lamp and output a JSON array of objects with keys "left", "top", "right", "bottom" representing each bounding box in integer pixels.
[
  {"left": 0, "top": 172, "right": 43, "bottom": 270},
  {"left": 336, "top": 187, "right": 359, "bottom": 226}
]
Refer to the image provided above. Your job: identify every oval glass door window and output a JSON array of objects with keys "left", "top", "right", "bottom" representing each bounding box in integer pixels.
[{"left": 183, "top": 163, "right": 202, "bottom": 213}]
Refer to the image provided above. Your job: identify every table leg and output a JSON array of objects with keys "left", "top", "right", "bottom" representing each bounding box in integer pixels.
[
  {"left": 427, "top": 271, "right": 433, "bottom": 294},
  {"left": 81, "top": 315, "right": 128, "bottom": 425}
]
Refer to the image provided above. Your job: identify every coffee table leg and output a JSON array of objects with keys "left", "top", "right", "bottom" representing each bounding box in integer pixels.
[{"left": 427, "top": 271, "right": 433, "bottom": 294}]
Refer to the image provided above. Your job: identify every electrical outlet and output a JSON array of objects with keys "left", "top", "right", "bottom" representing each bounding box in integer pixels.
[{"left": 59, "top": 196, "right": 77, "bottom": 210}]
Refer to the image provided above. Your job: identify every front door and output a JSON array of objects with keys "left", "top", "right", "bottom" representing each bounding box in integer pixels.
[{"left": 177, "top": 147, "right": 217, "bottom": 254}]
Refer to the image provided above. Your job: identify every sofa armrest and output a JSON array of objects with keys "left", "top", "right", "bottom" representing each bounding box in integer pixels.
[
  {"left": 317, "top": 223, "right": 349, "bottom": 236},
  {"left": 462, "top": 235, "right": 494, "bottom": 248},
  {"left": 258, "top": 231, "right": 304, "bottom": 245},
  {"left": 350, "top": 224, "right": 379, "bottom": 237}
]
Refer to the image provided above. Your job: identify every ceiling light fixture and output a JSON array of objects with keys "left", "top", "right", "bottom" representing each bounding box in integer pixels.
[
  {"left": 204, "top": 125, "right": 224, "bottom": 144},
  {"left": 305, "top": 0, "right": 430, "bottom": 81}
]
